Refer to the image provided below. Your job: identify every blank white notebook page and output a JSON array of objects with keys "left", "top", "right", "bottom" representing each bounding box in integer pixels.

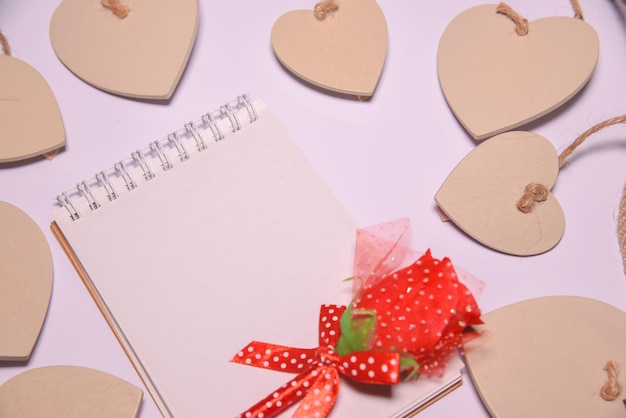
[{"left": 52, "top": 98, "right": 462, "bottom": 417}]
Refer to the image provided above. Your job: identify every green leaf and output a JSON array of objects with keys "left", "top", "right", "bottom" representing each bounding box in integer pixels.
[
  {"left": 335, "top": 305, "right": 377, "bottom": 356},
  {"left": 400, "top": 356, "right": 420, "bottom": 381}
]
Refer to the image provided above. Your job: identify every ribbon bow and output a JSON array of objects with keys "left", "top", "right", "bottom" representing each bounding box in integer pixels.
[{"left": 231, "top": 304, "right": 402, "bottom": 418}]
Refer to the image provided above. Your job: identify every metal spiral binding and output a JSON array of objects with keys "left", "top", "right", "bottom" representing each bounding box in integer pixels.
[
  {"left": 239, "top": 94, "right": 258, "bottom": 123},
  {"left": 76, "top": 180, "right": 100, "bottom": 211},
  {"left": 114, "top": 160, "right": 137, "bottom": 191},
  {"left": 167, "top": 132, "right": 190, "bottom": 162},
  {"left": 56, "top": 94, "right": 257, "bottom": 220},
  {"left": 202, "top": 112, "right": 224, "bottom": 142},
  {"left": 150, "top": 140, "right": 172, "bottom": 171},
  {"left": 96, "top": 169, "right": 118, "bottom": 201},
  {"left": 57, "top": 192, "right": 80, "bottom": 221},
  {"left": 184, "top": 122, "right": 207, "bottom": 151},
  {"left": 131, "top": 150, "right": 155, "bottom": 181}
]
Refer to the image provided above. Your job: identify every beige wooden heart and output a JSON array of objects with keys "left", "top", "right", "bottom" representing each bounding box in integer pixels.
[
  {"left": 0, "top": 55, "right": 65, "bottom": 162},
  {"left": 49, "top": 0, "right": 198, "bottom": 100},
  {"left": 435, "top": 131, "right": 565, "bottom": 256},
  {"left": 0, "top": 366, "right": 142, "bottom": 417},
  {"left": 437, "top": 4, "right": 599, "bottom": 140},
  {"left": 0, "top": 201, "right": 53, "bottom": 361},
  {"left": 464, "top": 296, "right": 626, "bottom": 417},
  {"left": 271, "top": 0, "right": 388, "bottom": 97}
]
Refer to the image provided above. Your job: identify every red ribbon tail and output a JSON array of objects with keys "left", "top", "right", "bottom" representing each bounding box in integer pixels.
[
  {"left": 238, "top": 366, "right": 327, "bottom": 418},
  {"left": 231, "top": 341, "right": 318, "bottom": 373},
  {"left": 293, "top": 366, "right": 340, "bottom": 418}
]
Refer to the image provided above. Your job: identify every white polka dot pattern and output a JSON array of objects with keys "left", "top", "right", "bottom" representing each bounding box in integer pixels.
[
  {"left": 353, "top": 249, "right": 482, "bottom": 376},
  {"left": 232, "top": 305, "right": 402, "bottom": 418}
]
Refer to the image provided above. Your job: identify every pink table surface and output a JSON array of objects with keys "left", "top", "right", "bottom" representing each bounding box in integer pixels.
[{"left": 1, "top": 1, "right": 626, "bottom": 417}]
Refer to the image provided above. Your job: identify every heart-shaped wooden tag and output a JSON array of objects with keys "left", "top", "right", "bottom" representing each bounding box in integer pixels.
[
  {"left": 0, "top": 201, "right": 53, "bottom": 361},
  {"left": 0, "top": 55, "right": 65, "bottom": 162},
  {"left": 464, "top": 296, "right": 626, "bottom": 417},
  {"left": 437, "top": 4, "right": 599, "bottom": 140},
  {"left": 435, "top": 131, "right": 565, "bottom": 256},
  {"left": 0, "top": 366, "right": 142, "bottom": 417},
  {"left": 49, "top": 0, "right": 198, "bottom": 100},
  {"left": 271, "top": 0, "right": 388, "bottom": 97}
]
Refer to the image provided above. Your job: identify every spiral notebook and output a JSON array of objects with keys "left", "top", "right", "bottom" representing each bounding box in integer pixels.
[{"left": 51, "top": 95, "right": 463, "bottom": 417}]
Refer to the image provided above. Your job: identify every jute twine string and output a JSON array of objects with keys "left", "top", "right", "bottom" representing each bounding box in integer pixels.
[
  {"left": 600, "top": 361, "right": 622, "bottom": 401},
  {"left": 496, "top": 3, "right": 529, "bottom": 36},
  {"left": 516, "top": 115, "right": 626, "bottom": 272},
  {"left": 102, "top": 0, "right": 130, "bottom": 19},
  {"left": 0, "top": 31, "right": 11, "bottom": 56},
  {"left": 314, "top": 0, "right": 338, "bottom": 20},
  {"left": 556, "top": 116, "right": 626, "bottom": 167},
  {"left": 496, "top": 0, "right": 584, "bottom": 36}
]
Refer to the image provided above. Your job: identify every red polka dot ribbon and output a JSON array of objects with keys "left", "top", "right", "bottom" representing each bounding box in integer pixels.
[{"left": 231, "top": 304, "right": 402, "bottom": 418}]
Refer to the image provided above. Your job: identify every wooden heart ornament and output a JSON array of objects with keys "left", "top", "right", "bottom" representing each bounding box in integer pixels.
[
  {"left": 0, "top": 55, "right": 65, "bottom": 162},
  {"left": 437, "top": 4, "right": 599, "bottom": 140},
  {"left": 271, "top": 0, "right": 388, "bottom": 97},
  {"left": 0, "top": 366, "right": 142, "bottom": 417},
  {"left": 0, "top": 201, "right": 53, "bottom": 361},
  {"left": 435, "top": 131, "right": 565, "bottom": 256},
  {"left": 464, "top": 296, "right": 626, "bottom": 417},
  {"left": 49, "top": 0, "right": 198, "bottom": 100}
]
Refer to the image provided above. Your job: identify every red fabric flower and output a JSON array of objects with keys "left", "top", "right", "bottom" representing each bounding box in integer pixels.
[
  {"left": 232, "top": 219, "right": 484, "bottom": 417},
  {"left": 352, "top": 249, "right": 483, "bottom": 376}
]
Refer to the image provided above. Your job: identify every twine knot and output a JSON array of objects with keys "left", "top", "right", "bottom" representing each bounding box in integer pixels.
[
  {"left": 517, "top": 183, "right": 549, "bottom": 213},
  {"left": 314, "top": 0, "right": 338, "bottom": 20},
  {"left": 496, "top": 1, "right": 584, "bottom": 35},
  {"left": 600, "top": 361, "right": 622, "bottom": 401},
  {"left": 101, "top": 0, "right": 130, "bottom": 19},
  {"left": 496, "top": 3, "right": 529, "bottom": 36}
]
